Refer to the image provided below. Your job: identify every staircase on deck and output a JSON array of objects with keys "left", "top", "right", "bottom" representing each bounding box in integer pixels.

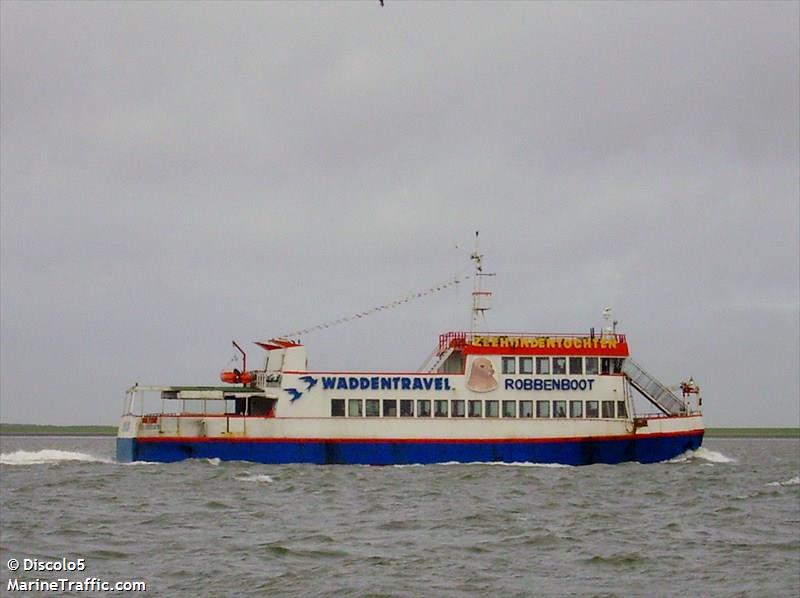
[
  {"left": 622, "top": 358, "right": 687, "bottom": 415},
  {"left": 425, "top": 347, "right": 454, "bottom": 373}
]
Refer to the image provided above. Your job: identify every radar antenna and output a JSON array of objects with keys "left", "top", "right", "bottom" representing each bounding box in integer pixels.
[{"left": 602, "top": 306, "right": 618, "bottom": 336}]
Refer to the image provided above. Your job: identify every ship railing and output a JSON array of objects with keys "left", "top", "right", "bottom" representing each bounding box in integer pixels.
[
  {"left": 634, "top": 411, "right": 702, "bottom": 419},
  {"left": 122, "top": 384, "right": 267, "bottom": 418},
  {"left": 123, "top": 385, "right": 166, "bottom": 417},
  {"left": 438, "top": 332, "right": 468, "bottom": 354},
  {"left": 255, "top": 371, "right": 282, "bottom": 388}
]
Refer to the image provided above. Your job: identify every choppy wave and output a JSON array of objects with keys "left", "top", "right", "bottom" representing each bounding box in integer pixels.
[
  {"left": 472, "top": 460, "right": 573, "bottom": 468},
  {"left": 667, "top": 446, "right": 736, "bottom": 464},
  {"left": 0, "top": 449, "right": 112, "bottom": 466},
  {"left": 402, "top": 461, "right": 573, "bottom": 468},
  {"left": 767, "top": 476, "right": 800, "bottom": 487},
  {"left": 2, "top": 435, "right": 799, "bottom": 597},
  {"left": 235, "top": 473, "right": 275, "bottom": 483}
]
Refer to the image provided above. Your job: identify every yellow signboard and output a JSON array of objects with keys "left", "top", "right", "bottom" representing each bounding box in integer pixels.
[{"left": 471, "top": 335, "right": 619, "bottom": 350}]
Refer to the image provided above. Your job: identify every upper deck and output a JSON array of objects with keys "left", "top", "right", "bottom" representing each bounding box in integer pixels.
[{"left": 438, "top": 332, "right": 630, "bottom": 357}]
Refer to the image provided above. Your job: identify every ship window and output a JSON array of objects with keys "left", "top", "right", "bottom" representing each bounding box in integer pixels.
[
  {"left": 586, "top": 401, "right": 599, "bottom": 418},
  {"left": 502, "top": 400, "right": 516, "bottom": 418},
  {"left": 553, "top": 400, "right": 567, "bottom": 418},
  {"left": 440, "top": 352, "right": 465, "bottom": 374},
  {"left": 383, "top": 399, "right": 397, "bottom": 417},
  {"left": 569, "top": 357, "right": 583, "bottom": 375},
  {"left": 612, "top": 359, "right": 624, "bottom": 374},
  {"left": 553, "top": 357, "right": 567, "bottom": 375},
  {"left": 365, "top": 399, "right": 380, "bottom": 417},
  {"left": 585, "top": 357, "right": 599, "bottom": 375},
  {"left": 602, "top": 401, "right": 614, "bottom": 418},
  {"left": 601, "top": 358, "right": 611, "bottom": 375},
  {"left": 569, "top": 400, "right": 583, "bottom": 418},
  {"left": 184, "top": 399, "right": 205, "bottom": 414},
  {"left": 617, "top": 400, "right": 628, "bottom": 419},
  {"left": 520, "top": 400, "right": 533, "bottom": 418},
  {"left": 348, "top": 399, "right": 363, "bottom": 417},
  {"left": 519, "top": 357, "right": 533, "bottom": 375},
  {"left": 536, "top": 357, "right": 550, "bottom": 375},
  {"left": 205, "top": 400, "right": 226, "bottom": 415},
  {"left": 536, "top": 400, "right": 550, "bottom": 418},
  {"left": 468, "top": 400, "right": 482, "bottom": 417},
  {"left": 451, "top": 400, "right": 465, "bottom": 417},
  {"left": 331, "top": 399, "right": 345, "bottom": 417},
  {"left": 400, "top": 399, "right": 414, "bottom": 417},
  {"left": 486, "top": 400, "right": 499, "bottom": 417},
  {"left": 417, "top": 399, "right": 431, "bottom": 417},
  {"left": 250, "top": 397, "right": 275, "bottom": 417},
  {"left": 434, "top": 400, "right": 448, "bottom": 417},
  {"left": 502, "top": 357, "right": 516, "bottom": 375}
]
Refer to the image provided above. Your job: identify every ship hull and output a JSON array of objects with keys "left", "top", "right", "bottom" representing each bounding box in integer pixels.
[{"left": 117, "top": 429, "right": 703, "bottom": 466}]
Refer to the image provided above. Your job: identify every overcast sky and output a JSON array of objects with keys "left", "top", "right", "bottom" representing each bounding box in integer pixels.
[{"left": 1, "top": 1, "right": 798, "bottom": 427}]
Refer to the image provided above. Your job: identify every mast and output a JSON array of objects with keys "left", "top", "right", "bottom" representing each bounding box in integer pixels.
[{"left": 469, "top": 231, "right": 494, "bottom": 333}]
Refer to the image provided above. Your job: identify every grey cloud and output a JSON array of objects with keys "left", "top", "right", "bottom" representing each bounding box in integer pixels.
[{"left": 1, "top": 1, "right": 797, "bottom": 426}]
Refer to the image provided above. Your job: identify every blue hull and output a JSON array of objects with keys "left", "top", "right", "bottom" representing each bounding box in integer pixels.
[{"left": 117, "top": 432, "right": 703, "bottom": 466}]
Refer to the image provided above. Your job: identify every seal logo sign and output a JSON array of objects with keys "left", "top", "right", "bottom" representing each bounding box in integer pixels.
[{"left": 466, "top": 357, "right": 498, "bottom": 392}]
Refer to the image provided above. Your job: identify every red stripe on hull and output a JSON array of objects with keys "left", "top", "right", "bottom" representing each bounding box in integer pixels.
[{"left": 136, "top": 428, "right": 704, "bottom": 445}]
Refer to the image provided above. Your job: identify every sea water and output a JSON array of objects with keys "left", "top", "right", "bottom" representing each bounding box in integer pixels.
[{"left": 0, "top": 436, "right": 798, "bottom": 597}]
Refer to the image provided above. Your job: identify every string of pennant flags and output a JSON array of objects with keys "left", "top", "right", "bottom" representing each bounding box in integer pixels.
[{"left": 278, "top": 274, "right": 471, "bottom": 340}]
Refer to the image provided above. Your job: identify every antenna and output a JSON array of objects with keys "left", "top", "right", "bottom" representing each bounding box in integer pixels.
[
  {"left": 602, "top": 307, "right": 614, "bottom": 336},
  {"left": 470, "top": 231, "right": 495, "bottom": 333}
]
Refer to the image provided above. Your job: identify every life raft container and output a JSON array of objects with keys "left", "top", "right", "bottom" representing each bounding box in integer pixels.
[{"left": 220, "top": 369, "right": 254, "bottom": 384}]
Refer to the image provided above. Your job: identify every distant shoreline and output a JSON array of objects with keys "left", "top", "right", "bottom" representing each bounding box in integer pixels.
[
  {"left": 1, "top": 423, "right": 798, "bottom": 439},
  {"left": 704, "top": 427, "right": 799, "bottom": 438},
  {"left": 1, "top": 424, "right": 118, "bottom": 436}
]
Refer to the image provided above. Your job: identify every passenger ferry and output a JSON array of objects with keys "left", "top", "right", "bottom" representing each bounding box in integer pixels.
[{"left": 116, "top": 245, "right": 704, "bottom": 465}]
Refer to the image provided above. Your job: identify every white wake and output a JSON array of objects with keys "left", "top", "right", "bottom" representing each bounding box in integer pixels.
[
  {"left": 766, "top": 476, "right": 800, "bottom": 487},
  {"left": 0, "top": 449, "right": 113, "bottom": 466},
  {"left": 667, "top": 446, "right": 736, "bottom": 464},
  {"left": 235, "top": 473, "right": 275, "bottom": 483},
  {"left": 394, "top": 461, "right": 573, "bottom": 468}
]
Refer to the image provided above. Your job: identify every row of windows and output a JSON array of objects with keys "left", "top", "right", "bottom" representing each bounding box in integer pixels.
[
  {"left": 331, "top": 398, "right": 628, "bottom": 419},
  {"left": 500, "top": 356, "right": 624, "bottom": 376}
]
